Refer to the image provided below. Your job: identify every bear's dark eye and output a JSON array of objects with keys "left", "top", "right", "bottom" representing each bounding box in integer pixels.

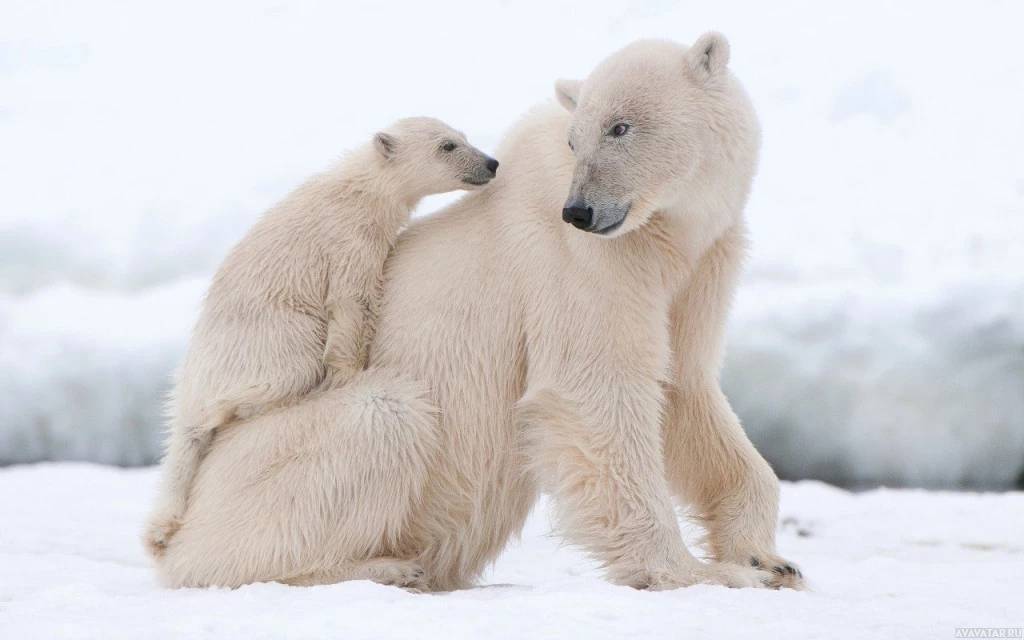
[
  {"left": 611, "top": 123, "right": 629, "bottom": 137},
  {"left": 567, "top": 139, "right": 575, "bottom": 152},
  {"left": 442, "top": 141, "right": 457, "bottom": 152}
]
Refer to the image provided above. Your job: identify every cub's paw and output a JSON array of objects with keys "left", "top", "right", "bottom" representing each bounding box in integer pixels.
[
  {"left": 143, "top": 515, "right": 182, "bottom": 558},
  {"left": 747, "top": 554, "right": 805, "bottom": 590}
]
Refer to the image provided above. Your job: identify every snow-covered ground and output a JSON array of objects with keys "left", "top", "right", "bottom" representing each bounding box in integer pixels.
[
  {"left": 0, "top": 464, "right": 1021, "bottom": 639},
  {"left": 1, "top": 1, "right": 1023, "bottom": 487}
]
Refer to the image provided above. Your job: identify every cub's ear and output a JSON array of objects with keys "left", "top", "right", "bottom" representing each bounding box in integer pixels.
[
  {"left": 688, "top": 31, "right": 730, "bottom": 82},
  {"left": 554, "top": 78, "right": 582, "bottom": 112},
  {"left": 374, "top": 132, "right": 397, "bottom": 159}
]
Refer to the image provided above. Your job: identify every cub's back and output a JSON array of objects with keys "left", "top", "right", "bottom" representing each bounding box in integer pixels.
[{"left": 175, "top": 183, "right": 338, "bottom": 417}]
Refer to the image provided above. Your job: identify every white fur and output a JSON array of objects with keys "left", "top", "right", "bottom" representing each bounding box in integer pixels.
[
  {"left": 144, "top": 118, "right": 495, "bottom": 557},
  {"left": 152, "top": 36, "right": 803, "bottom": 591}
]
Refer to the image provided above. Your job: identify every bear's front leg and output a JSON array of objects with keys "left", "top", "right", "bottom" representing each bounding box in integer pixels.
[
  {"left": 662, "top": 381, "right": 804, "bottom": 590},
  {"left": 517, "top": 386, "right": 772, "bottom": 590},
  {"left": 662, "top": 222, "right": 804, "bottom": 590}
]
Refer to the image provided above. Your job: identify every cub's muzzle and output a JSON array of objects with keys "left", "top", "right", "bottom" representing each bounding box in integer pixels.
[{"left": 463, "top": 156, "right": 500, "bottom": 186}]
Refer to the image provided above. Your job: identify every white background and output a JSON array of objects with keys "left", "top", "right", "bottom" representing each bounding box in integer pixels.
[{"left": 1, "top": 0, "right": 1022, "bottom": 488}]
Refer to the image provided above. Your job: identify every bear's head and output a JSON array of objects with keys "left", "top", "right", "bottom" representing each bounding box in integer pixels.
[
  {"left": 373, "top": 117, "right": 499, "bottom": 198},
  {"left": 555, "top": 33, "right": 760, "bottom": 239}
]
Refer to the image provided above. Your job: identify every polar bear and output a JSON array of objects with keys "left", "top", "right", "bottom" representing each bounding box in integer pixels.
[
  {"left": 144, "top": 118, "right": 498, "bottom": 556},
  {"left": 153, "top": 34, "right": 803, "bottom": 592}
]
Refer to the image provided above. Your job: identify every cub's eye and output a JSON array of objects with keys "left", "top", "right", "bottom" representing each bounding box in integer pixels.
[
  {"left": 442, "top": 141, "right": 457, "bottom": 152},
  {"left": 610, "top": 123, "right": 630, "bottom": 137},
  {"left": 567, "top": 139, "right": 575, "bottom": 152}
]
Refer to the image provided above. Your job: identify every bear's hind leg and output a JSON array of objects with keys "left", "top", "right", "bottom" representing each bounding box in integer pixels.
[
  {"left": 155, "top": 369, "right": 439, "bottom": 590},
  {"left": 283, "top": 558, "right": 427, "bottom": 591}
]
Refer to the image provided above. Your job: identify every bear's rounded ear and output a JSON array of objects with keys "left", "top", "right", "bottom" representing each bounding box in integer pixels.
[
  {"left": 688, "top": 31, "right": 730, "bottom": 82},
  {"left": 374, "top": 132, "right": 397, "bottom": 160},
  {"left": 554, "top": 78, "right": 582, "bottom": 113}
]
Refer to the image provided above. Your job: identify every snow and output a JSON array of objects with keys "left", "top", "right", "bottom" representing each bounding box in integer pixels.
[
  {"left": 726, "top": 280, "right": 1024, "bottom": 489},
  {"left": 0, "top": 464, "right": 1021, "bottom": 639},
  {"left": 0, "top": 280, "right": 203, "bottom": 465},
  {"left": 2, "top": 1, "right": 1023, "bottom": 486}
]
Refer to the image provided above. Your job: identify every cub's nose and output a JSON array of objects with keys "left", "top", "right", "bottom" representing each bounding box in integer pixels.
[
  {"left": 561, "top": 205, "right": 594, "bottom": 230},
  {"left": 485, "top": 157, "right": 499, "bottom": 176}
]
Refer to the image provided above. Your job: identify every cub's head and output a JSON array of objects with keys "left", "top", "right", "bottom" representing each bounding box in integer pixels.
[
  {"left": 374, "top": 117, "right": 498, "bottom": 197},
  {"left": 555, "top": 33, "right": 759, "bottom": 238}
]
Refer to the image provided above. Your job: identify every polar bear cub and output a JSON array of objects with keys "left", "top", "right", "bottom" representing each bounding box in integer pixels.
[{"left": 144, "top": 118, "right": 498, "bottom": 556}]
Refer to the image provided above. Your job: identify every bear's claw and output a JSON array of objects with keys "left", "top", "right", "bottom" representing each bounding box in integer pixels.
[{"left": 748, "top": 555, "right": 805, "bottom": 589}]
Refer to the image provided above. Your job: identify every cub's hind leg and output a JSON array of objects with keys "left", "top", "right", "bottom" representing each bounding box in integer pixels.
[{"left": 144, "top": 407, "right": 232, "bottom": 557}]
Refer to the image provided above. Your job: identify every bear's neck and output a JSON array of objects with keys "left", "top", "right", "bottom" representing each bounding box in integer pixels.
[
  {"left": 327, "top": 146, "right": 422, "bottom": 228},
  {"left": 561, "top": 198, "right": 743, "bottom": 298}
]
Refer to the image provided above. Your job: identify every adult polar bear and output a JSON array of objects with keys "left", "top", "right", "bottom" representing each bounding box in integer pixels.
[{"left": 155, "top": 34, "right": 803, "bottom": 592}]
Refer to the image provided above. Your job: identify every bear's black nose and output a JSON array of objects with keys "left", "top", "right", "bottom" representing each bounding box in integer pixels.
[
  {"left": 485, "top": 157, "right": 499, "bottom": 176},
  {"left": 562, "top": 205, "right": 594, "bottom": 230}
]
